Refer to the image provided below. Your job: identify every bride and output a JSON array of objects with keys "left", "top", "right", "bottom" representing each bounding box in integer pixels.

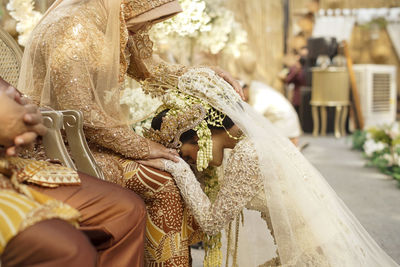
[{"left": 139, "top": 67, "right": 399, "bottom": 266}]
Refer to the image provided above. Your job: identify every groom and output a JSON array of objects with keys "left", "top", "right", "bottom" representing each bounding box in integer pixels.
[{"left": 0, "top": 78, "right": 146, "bottom": 267}]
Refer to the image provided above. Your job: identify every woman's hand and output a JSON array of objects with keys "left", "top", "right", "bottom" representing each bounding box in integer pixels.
[
  {"left": 210, "top": 66, "right": 245, "bottom": 100},
  {"left": 147, "top": 140, "right": 180, "bottom": 162}
]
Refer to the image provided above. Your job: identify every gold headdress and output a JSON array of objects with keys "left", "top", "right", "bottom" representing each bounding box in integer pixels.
[
  {"left": 143, "top": 67, "right": 242, "bottom": 267},
  {"left": 143, "top": 104, "right": 207, "bottom": 149},
  {"left": 143, "top": 99, "right": 229, "bottom": 171},
  {"left": 142, "top": 67, "right": 232, "bottom": 171}
]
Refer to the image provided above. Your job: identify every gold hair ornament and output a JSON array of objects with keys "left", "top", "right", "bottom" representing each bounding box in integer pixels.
[
  {"left": 142, "top": 67, "right": 240, "bottom": 171},
  {"left": 142, "top": 67, "right": 244, "bottom": 267}
]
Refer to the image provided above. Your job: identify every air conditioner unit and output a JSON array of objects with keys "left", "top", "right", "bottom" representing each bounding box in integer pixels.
[{"left": 353, "top": 64, "right": 397, "bottom": 128}]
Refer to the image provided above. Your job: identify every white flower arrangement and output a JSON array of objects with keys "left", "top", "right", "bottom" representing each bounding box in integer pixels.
[
  {"left": 360, "top": 123, "right": 400, "bottom": 167},
  {"left": 150, "top": 0, "right": 247, "bottom": 57},
  {"left": 6, "top": 0, "right": 43, "bottom": 46},
  {"left": 363, "top": 139, "right": 387, "bottom": 157},
  {"left": 353, "top": 123, "right": 400, "bottom": 184},
  {"left": 151, "top": 0, "right": 211, "bottom": 39},
  {"left": 120, "top": 79, "right": 162, "bottom": 136}
]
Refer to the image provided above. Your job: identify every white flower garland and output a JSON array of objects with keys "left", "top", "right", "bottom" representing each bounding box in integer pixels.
[{"left": 6, "top": 0, "right": 43, "bottom": 46}]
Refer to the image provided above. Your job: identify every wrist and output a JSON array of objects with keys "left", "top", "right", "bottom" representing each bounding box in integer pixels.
[{"left": 142, "top": 138, "right": 151, "bottom": 159}]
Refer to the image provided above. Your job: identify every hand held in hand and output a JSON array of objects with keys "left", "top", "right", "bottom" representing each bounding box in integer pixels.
[{"left": 147, "top": 140, "right": 180, "bottom": 162}]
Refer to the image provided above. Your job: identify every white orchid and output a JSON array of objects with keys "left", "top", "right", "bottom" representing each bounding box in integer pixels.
[{"left": 363, "top": 139, "right": 387, "bottom": 157}]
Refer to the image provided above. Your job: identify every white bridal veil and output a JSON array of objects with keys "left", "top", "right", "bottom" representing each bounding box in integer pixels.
[{"left": 176, "top": 68, "right": 398, "bottom": 267}]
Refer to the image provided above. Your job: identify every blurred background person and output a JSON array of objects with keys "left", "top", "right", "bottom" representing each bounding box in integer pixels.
[
  {"left": 243, "top": 81, "right": 302, "bottom": 146},
  {"left": 283, "top": 47, "right": 308, "bottom": 114}
]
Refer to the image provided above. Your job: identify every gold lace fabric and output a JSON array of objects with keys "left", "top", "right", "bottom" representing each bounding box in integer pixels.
[{"left": 121, "top": 0, "right": 176, "bottom": 20}]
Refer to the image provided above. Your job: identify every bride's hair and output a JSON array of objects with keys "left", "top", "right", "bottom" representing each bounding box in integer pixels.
[{"left": 152, "top": 108, "right": 235, "bottom": 144}]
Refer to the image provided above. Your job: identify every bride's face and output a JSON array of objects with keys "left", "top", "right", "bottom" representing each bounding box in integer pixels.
[{"left": 180, "top": 132, "right": 226, "bottom": 167}]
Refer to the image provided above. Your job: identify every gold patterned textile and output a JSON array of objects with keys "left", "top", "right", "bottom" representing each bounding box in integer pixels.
[
  {"left": 79, "top": 150, "right": 202, "bottom": 266},
  {"left": 0, "top": 157, "right": 80, "bottom": 254},
  {"left": 120, "top": 159, "right": 202, "bottom": 266},
  {"left": 18, "top": 0, "right": 198, "bottom": 265},
  {"left": 5, "top": 157, "right": 80, "bottom": 187},
  {"left": 120, "top": 0, "right": 179, "bottom": 82}
]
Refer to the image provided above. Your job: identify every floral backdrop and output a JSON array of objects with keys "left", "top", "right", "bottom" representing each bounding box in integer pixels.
[
  {"left": 150, "top": 0, "right": 247, "bottom": 58},
  {"left": 120, "top": 79, "right": 162, "bottom": 136}
]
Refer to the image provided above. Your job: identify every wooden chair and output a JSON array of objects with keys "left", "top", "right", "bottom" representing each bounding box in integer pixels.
[{"left": 0, "top": 27, "right": 104, "bottom": 179}]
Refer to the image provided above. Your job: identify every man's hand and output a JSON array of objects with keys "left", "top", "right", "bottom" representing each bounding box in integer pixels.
[
  {"left": 210, "top": 66, "right": 245, "bottom": 100},
  {"left": 0, "top": 79, "right": 25, "bottom": 104},
  {"left": 138, "top": 140, "right": 179, "bottom": 171},
  {"left": 0, "top": 91, "right": 47, "bottom": 155},
  {"left": 16, "top": 103, "right": 47, "bottom": 143}
]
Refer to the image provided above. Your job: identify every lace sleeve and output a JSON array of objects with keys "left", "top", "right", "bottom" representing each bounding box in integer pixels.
[
  {"left": 49, "top": 28, "right": 149, "bottom": 160},
  {"left": 164, "top": 139, "right": 263, "bottom": 236}
]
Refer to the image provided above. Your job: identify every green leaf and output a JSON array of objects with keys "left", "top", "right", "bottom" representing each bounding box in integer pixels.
[{"left": 352, "top": 130, "right": 367, "bottom": 150}]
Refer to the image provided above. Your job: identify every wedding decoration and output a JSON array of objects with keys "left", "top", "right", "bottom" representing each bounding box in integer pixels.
[
  {"left": 120, "top": 79, "right": 162, "bottom": 136},
  {"left": 6, "top": 0, "right": 43, "bottom": 46},
  {"left": 150, "top": 0, "right": 247, "bottom": 58},
  {"left": 151, "top": 0, "right": 211, "bottom": 39},
  {"left": 352, "top": 123, "right": 400, "bottom": 184}
]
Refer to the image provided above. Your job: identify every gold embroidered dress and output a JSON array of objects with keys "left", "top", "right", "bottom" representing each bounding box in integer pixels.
[{"left": 18, "top": 0, "right": 200, "bottom": 265}]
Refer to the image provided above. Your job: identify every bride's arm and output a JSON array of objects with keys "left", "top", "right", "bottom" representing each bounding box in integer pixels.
[{"left": 164, "top": 142, "right": 263, "bottom": 236}]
